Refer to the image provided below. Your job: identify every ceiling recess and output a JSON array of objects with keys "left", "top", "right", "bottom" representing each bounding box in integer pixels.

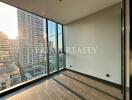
[{"left": 59, "top": 0, "right": 63, "bottom": 2}]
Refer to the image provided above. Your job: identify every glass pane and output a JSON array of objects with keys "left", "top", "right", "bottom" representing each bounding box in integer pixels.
[
  {"left": 18, "top": 10, "right": 47, "bottom": 80},
  {"left": 58, "top": 24, "right": 64, "bottom": 69},
  {"left": 0, "top": 2, "right": 64, "bottom": 92},
  {"left": 0, "top": 2, "right": 47, "bottom": 91},
  {"left": 48, "top": 20, "right": 57, "bottom": 73}
]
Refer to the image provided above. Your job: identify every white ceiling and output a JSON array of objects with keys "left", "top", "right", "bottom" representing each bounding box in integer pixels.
[{"left": 0, "top": 0, "right": 121, "bottom": 24}]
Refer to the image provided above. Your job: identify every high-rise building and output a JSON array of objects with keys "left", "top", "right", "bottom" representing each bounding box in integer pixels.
[
  {"left": 0, "top": 32, "right": 11, "bottom": 62},
  {"left": 17, "top": 9, "right": 46, "bottom": 73},
  {"left": 9, "top": 39, "right": 18, "bottom": 60},
  {"left": 0, "top": 32, "right": 21, "bottom": 90}
]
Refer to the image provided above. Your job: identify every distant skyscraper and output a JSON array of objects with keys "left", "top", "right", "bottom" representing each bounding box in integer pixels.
[
  {"left": 17, "top": 9, "right": 46, "bottom": 71},
  {"left": 0, "top": 32, "right": 11, "bottom": 62},
  {"left": 9, "top": 39, "right": 18, "bottom": 60}
]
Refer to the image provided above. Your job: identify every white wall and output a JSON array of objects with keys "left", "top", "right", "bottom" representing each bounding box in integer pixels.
[{"left": 64, "top": 3, "right": 121, "bottom": 85}]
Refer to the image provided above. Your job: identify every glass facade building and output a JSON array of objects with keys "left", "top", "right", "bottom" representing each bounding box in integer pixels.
[{"left": 0, "top": 3, "right": 64, "bottom": 92}]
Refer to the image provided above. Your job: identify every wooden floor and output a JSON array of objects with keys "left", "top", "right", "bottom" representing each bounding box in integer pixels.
[{"left": 1, "top": 70, "right": 123, "bottom": 100}]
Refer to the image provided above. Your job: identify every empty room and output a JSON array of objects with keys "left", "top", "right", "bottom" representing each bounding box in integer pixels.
[{"left": 0, "top": 0, "right": 130, "bottom": 100}]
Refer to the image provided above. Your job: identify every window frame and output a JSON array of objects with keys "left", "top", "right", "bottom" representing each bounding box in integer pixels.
[{"left": 0, "top": 1, "right": 65, "bottom": 96}]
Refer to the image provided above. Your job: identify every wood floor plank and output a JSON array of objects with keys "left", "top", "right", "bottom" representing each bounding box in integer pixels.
[
  {"left": 3, "top": 79, "right": 80, "bottom": 100},
  {"left": 63, "top": 70, "right": 122, "bottom": 99},
  {"left": 54, "top": 74, "right": 121, "bottom": 100},
  {"left": 1, "top": 70, "right": 123, "bottom": 100}
]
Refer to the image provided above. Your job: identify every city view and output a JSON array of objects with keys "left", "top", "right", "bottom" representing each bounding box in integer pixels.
[{"left": 0, "top": 2, "right": 64, "bottom": 91}]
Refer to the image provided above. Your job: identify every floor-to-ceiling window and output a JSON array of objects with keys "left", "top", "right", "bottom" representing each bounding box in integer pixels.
[
  {"left": 48, "top": 21, "right": 57, "bottom": 73},
  {"left": 17, "top": 9, "right": 48, "bottom": 82},
  {"left": 0, "top": 2, "right": 64, "bottom": 93},
  {"left": 57, "top": 24, "right": 64, "bottom": 69}
]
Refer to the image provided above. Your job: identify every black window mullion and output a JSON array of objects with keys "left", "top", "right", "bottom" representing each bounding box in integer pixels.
[
  {"left": 62, "top": 25, "right": 66, "bottom": 68},
  {"left": 46, "top": 19, "right": 50, "bottom": 75},
  {"left": 62, "top": 25, "right": 65, "bottom": 53},
  {"left": 56, "top": 23, "right": 59, "bottom": 71}
]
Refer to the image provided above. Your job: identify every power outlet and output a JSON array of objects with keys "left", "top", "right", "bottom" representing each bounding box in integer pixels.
[{"left": 106, "top": 74, "right": 110, "bottom": 78}]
